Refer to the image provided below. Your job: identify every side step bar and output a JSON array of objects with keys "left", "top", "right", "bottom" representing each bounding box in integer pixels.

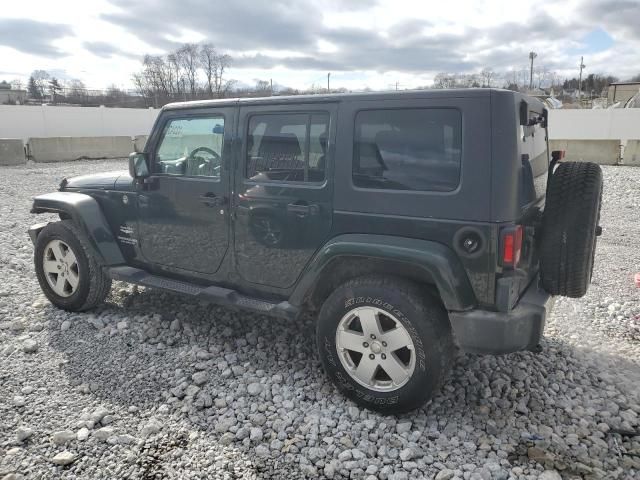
[{"left": 108, "top": 266, "right": 298, "bottom": 320}]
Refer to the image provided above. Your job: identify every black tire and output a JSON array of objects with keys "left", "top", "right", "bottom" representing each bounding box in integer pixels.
[
  {"left": 540, "top": 161, "right": 603, "bottom": 298},
  {"left": 34, "top": 220, "right": 112, "bottom": 312},
  {"left": 316, "top": 276, "right": 453, "bottom": 414}
]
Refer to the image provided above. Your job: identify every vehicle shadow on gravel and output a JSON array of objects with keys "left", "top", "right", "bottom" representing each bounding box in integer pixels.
[
  {"left": 43, "top": 287, "right": 639, "bottom": 476},
  {"left": 45, "top": 287, "right": 323, "bottom": 408}
]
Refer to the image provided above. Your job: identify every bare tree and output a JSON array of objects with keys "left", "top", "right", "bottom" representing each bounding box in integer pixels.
[
  {"left": 433, "top": 73, "right": 456, "bottom": 88},
  {"left": 177, "top": 43, "right": 199, "bottom": 97},
  {"left": 133, "top": 42, "right": 233, "bottom": 106},
  {"left": 213, "top": 53, "right": 231, "bottom": 97},
  {"left": 67, "top": 79, "right": 87, "bottom": 104},
  {"left": 254, "top": 79, "right": 271, "bottom": 94},
  {"left": 480, "top": 68, "right": 495, "bottom": 88},
  {"left": 199, "top": 43, "right": 233, "bottom": 98},
  {"left": 166, "top": 53, "right": 181, "bottom": 95},
  {"left": 200, "top": 43, "right": 217, "bottom": 97}
]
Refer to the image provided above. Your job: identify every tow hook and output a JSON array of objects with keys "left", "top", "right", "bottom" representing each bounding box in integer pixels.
[{"left": 596, "top": 226, "right": 603, "bottom": 236}]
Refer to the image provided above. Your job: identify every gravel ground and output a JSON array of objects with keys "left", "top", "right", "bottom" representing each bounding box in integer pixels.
[{"left": 0, "top": 159, "right": 639, "bottom": 480}]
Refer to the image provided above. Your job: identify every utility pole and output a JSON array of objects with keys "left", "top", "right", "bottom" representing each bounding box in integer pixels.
[
  {"left": 578, "top": 56, "right": 586, "bottom": 103},
  {"left": 395, "top": 81, "right": 399, "bottom": 91},
  {"left": 327, "top": 72, "right": 330, "bottom": 93},
  {"left": 270, "top": 78, "right": 273, "bottom": 95},
  {"left": 528, "top": 51, "right": 537, "bottom": 90}
]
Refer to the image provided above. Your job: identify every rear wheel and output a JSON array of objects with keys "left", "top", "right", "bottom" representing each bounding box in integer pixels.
[
  {"left": 316, "top": 276, "right": 453, "bottom": 414},
  {"left": 34, "top": 220, "right": 112, "bottom": 312},
  {"left": 540, "top": 161, "right": 603, "bottom": 297}
]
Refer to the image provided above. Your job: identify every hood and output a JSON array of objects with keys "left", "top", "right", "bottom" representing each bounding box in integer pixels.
[{"left": 61, "top": 170, "right": 129, "bottom": 190}]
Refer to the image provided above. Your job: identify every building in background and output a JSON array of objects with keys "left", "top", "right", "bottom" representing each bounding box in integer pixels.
[{"left": 0, "top": 81, "right": 26, "bottom": 104}]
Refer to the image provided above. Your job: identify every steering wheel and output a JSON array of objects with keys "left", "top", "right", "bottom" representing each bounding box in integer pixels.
[
  {"left": 189, "top": 146, "right": 220, "bottom": 162},
  {"left": 187, "top": 147, "right": 221, "bottom": 176}
]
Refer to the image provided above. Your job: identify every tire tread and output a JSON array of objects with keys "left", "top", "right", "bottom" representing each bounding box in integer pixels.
[{"left": 540, "top": 161, "right": 603, "bottom": 298}]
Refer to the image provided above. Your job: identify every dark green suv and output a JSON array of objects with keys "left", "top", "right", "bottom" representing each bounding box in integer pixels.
[{"left": 29, "top": 89, "right": 603, "bottom": 413}]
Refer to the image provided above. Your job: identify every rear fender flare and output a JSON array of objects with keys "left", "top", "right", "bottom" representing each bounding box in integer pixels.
[
  {"left": 290, "top": 234, "right": 477, "bottom": 311},
  {"left": 30, "top": 192, "right": 124, "bottom": 265}
]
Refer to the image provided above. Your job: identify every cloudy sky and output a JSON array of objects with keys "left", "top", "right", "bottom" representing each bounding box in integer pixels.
[{"left": 0, "top": 0, "right": 638, "bottom": 91}]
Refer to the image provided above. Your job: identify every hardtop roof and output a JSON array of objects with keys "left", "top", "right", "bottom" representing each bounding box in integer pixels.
[{"left": 162, "top": 88, "right": 513, "bottom": 111}]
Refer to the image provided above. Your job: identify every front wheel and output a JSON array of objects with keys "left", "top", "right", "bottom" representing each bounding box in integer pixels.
[
  {"left": 316, "top": 276, "right": 453, "bottom": 414},
  {"left": 34, "top": 220, "right": 112, "bottom": 312}
]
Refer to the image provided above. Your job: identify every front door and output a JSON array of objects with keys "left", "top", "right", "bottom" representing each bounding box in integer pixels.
[
  {"left": 137, "top": 108, "right": 234, "bottom": 274},
  {"left": 234, "top": 103, "right": 336, "bottom": 288}
]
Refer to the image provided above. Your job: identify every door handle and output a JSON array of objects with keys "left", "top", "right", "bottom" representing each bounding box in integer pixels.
[
  {"left": 199, "top": 193, "right": 224, "bottom": 207},
  {"left": 287, "top": 202, "right": 318, "bottom": 217}
]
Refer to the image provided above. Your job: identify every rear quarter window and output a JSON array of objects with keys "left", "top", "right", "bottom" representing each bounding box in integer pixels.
[{"left": 353, "top": 108, "right": 462, "bottom": 192}]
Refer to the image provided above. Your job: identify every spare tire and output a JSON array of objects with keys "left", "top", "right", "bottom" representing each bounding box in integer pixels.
[{"left": 540, "top": 161, "right": 603, "bottom": 298}]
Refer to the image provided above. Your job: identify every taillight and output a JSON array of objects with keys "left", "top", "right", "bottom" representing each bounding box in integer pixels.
[{"left": 502, "top": 226, "right": 523, "bottom": 267}]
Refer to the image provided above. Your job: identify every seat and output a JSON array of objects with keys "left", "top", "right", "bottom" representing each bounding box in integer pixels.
[{"left": 252, "top": 133, "right": 303, "bottom": 180}]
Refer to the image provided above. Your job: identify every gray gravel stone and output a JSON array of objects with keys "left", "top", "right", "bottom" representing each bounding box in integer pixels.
[
  {"left": 250, "top": 427, "right": 263, "bottom": 442},
  {"left": 192, "top": 371, "right": 208, "bottom": 385},
  {"left": 0, "top": 160, "right": 638, "bottom": 479},
  {"left": 94, "top": 427, "right": 114, "bottom": 441},
  {"left": 396, "top": 421, "right": 412, "bottom": 434},
  {"left": 50, "top": 451, "right": 77, "bottom": 466},
  {"left": 435, "top": 469, "right": 455, "bottom": 480},
  {"left": 21, "top": 339, "right": 38, "bottom": 353},
  {"left": 247, "top": 382, "right": 263, "bottom": 396},
  {"left": 52, "top": 430, "right": 76, "bottom": 445},
  {"left": 255, "top": 444, "right": 270, "bottom": 456},
  {"left": 16, "top": 427, "right": 33, "bottom": 442},
  {"left": 538, "top": 471, "right": 562, "bottom": 480}
]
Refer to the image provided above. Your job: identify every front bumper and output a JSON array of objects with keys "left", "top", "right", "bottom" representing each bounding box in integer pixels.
[
  {"left": 449, "top": 277, "right": 554, "bottom": 354},
  {"left": 28, "top": 222, "right": 49, "bottom": 245}
]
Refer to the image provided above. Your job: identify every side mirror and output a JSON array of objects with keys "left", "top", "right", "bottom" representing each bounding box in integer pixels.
[{"left": 129, "top": 152, "right": 149, "bottom": 179}]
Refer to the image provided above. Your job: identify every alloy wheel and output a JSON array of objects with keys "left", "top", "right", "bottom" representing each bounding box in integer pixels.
[
  {"left": 335, "top": 306, "right": 416, "bottom": 392},
  {"left": 42, "top": 239, "right": 80, "bottom": 297}
]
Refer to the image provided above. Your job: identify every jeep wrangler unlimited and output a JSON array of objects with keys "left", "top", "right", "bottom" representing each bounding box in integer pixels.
[{"left": 29, "top": 89, "right": 603, "bottom": 414}]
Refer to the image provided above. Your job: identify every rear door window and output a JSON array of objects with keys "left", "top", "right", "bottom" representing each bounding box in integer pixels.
[
  {"left": 353, "top": 108, "right": 462, "bottom": 191},
  {"left": 246, "top": 113, "right": 329, "bottom": 183}
]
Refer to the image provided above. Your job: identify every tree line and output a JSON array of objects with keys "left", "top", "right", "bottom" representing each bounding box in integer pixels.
[{"left": 4, "top": 42, "right": 640, "bottom": 108}]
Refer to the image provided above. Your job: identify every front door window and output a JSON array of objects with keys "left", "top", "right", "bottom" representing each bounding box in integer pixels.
[{"left": 155, "top": 117, "right": 225, "bottom": 178}]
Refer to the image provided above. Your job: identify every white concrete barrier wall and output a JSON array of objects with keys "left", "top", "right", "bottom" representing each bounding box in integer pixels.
[
  {"left": 623, "top": 140, "right": 640, "bottom": 166},
  {"left": 548, "top": 109, "right": 640, "bottom": 140},
  {"left": 134, "top": 135, "right": 148, "bottom": 153},
  {"left": 549, "top": 140, "right": 620, "bottom": 165},
  {"left": 0, "top": 138, "right": 25, "bottom": 165},
  {"left": 0, "top": 105, "right": 158, "bottom": 141},
  {"left": 27, "top": 136, "right": 135, "bottom": 163},
  {"left": 1, "top": 105, "right": 639, "bottom": 165}
]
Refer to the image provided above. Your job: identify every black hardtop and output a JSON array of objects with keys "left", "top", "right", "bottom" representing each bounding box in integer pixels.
[{"left": 161, "top": 87, "right": 510, "bottom": 111}]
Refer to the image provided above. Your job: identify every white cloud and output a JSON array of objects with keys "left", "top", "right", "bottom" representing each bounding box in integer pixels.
[{"left": 0, "top": 0, "right": 637, "bottom": 90}]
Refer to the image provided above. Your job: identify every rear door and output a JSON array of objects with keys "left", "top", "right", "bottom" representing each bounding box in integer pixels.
[{"left": 233, "top": 103, "right": 337, "bottom": 288}]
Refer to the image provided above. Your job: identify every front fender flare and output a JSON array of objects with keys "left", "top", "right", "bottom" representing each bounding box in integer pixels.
[
  {"left": 30, "top": 192, "right": 125, "bottom": 265},
  {"left": 289, "top": 234, "right": 477, "bottom": 311}
]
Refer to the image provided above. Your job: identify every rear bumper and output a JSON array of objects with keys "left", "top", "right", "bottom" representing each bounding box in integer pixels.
[{"left": 449, "top": 277, "right": 554, "bottom": 354}]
